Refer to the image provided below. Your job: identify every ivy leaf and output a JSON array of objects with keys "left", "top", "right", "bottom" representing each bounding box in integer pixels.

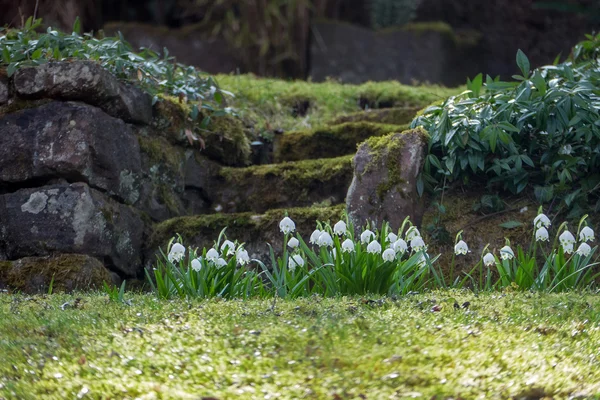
[{"left": 499, "top": 221, "right": 524, "bottom": 229}]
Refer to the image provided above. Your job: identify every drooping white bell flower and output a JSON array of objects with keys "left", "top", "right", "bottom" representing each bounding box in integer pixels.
[
  {"left": 576, "top": 243, "right": 592, "bottom": 257},
  {"left": 382, "top": 248, "right": 396, "bottom": 262},
  {"left": 563, "top": 242, "right": 574, "bottom": 254},
  {"left": 191, "top": 258, "right": 202, "bottom": 272},
  {"left": 236, "top": 249, "right": 250, "bottom": 266},
  {"left": 386, "top": 232, "right": 398, "bottom": 243},
  {"left": 366, "top": 240, "right": 382, "bottom": 254},
  {"left": 168, "top": 243, "right": 186, "bottom": 263},
  {"left": 558, "top": 144, "right": 572, "bottom": 155},
  {"left": 410, "top": 236, "right": 427, "bottom": 252},
  {"left": 317, "top": 232, "right": 334, "bottom": 247},
  {"left": 559, "top": 230, "right": 576, "bottom": 247},
  {"left": 287, "top": 237, "right": 300, "bottom": 249},
  {"left": 310, "top": 229, "right": 322, "bottom": 244},
  {"left": 483, "top": 252, "right": 495, "bottom": 266},
  {"left": 499, "top": 246, "right": 514, "bottom": 260},
  {"left": 288, "top": 254, "right": 304, "bottom": 271},
  {"left": 393, "top": 239, "right": 408, "bottom": 254},
  {"left": 454, "top": 240, "right": 469, "bottom": 255},
  {"left": 360, "top": 229, "right": 375, "bottom": 244},
  {"left": 333, "top": 221, "right": 347, "bottom": 236},
  {"left": 533, "top": 214, "right": 551, "bottom": 229},
  {"left": 206, "top": 248, "right": 220, "bottom": 264},
  {"left": 220, "top": 240, "right": 236, "bottom": 256},
  {"left": 535, "top": 227, "right": 549, "bottom": 242},
  {"left": 279, "top": 217, "right": 296, "bottom": 235},
  {"left": 341, "top": 239, "right": 355, "bottom": 253},
  {"left": 216, "top": 258, "right": 227, "bottom": 269},
  {"left": 405, "top": 227, "right": 421, "bottom": 241},
  {"left": 580, "top": 226, "right": 595, "bottom": 242}
]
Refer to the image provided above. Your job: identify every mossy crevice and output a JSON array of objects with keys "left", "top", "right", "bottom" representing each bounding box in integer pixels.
[{"left": 331, "top": 107, "right": 420, "bottom": 126}]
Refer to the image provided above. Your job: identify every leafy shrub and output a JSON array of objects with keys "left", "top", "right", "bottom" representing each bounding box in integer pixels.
[
  {"left": 0, "top": 17, "right": 232, "bottom": 125},
  {"left": 411, "top": 35, "right": 600, "bottom": 216},
  {"left": 370, "top": 0, "right": 422, "bottom": 29}
]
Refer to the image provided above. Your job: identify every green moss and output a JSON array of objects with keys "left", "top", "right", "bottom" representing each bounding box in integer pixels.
[
  {"left": 275, "top": 122, "right": 408, "bottom": 162},
  {"left": 137, "top": 136, "right": 183, "bottom": 171},
  {"left": 401, "top": 22, "right": 454, "bottom": 37},
  {"left": 0, "top": 98, "right": 52, "bottom": 117},
  {"left": 330, "top": 106, "right": 420, "bottom": 126},
  {"left": 158, "top": 184, "right": 181, "bottom": 215}
]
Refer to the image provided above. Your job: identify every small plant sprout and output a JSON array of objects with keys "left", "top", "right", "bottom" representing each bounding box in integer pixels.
[
  {"left": 367, "top": 240, "right": 382, "bottom": 254},
  {"left": 387, "top": 232, "right": 398, "bottom": 243},
  {"left": 287, "top": 237, "right": 300, "bottom": 248},
  {"left": 191, "top": 258, "right": 202, "bottom": 272},
  {"left": 393, "top": 239, "right": 408, "bottom": 254},
  {"left": 310, "top": 229, "right": 322, "bottom": 244},
  {"left": 576, "top": 243, "right": 592, "bottom": 257},
  {"left": 168, "top": 243, "right": 185, "bottom": 263},
  {"left": 333, "top": 221, "right": 347, "bottom": 236},
  {"left": 279, "top": 217, "right": 296, "bottom": 235},
  {"left": 206, "top": 248, "right": 219, "bottom": 263},
  {"left": 236, "top": 249, "right": 250, "bottom": 266},
  {"left": 405, "top": 226, "right": 420, "bottom": 241},
  {"left": 536, "top": 227, "right": 549, "bottom": 242},
  {"left": 534, "top": 213, "right": 551, "bottom": 229},
  {"left": 454, "top": 240, "right": 469, "bottom": 255},
  {"left": 317, "top": 232, "right": 334, "bottom": 247},
  {"left": 361, "top": 229, "right": 375, "bottom": 244},
  {"left": 483, "top": 253, "right": 495, "bottom": 266},
  {"left": 382, "top": 248, "right": 396, "bottom": 262},
  {"left": 410, "top": 236, "right": 426, "bottom": 252},
  {"left": 499, "top": 245, "right": 514, "bottom": 260},
  {"left": 220, "top": 240, "right": 236, "bottom": 256},
  {"left": 288, "top": 254, "right": 304, "bottom": 271},
  {"left": 341, "top": 239, "right": 355, "bottom": 253},
  {"left": 580, "top": 226, "right": 594, "bottom": 242}
]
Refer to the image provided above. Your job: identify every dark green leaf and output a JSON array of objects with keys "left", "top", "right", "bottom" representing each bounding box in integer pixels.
[
  {"left": 516, "top": 49, "right": 530, "bottom": 78},
  {"left": 499, "top": 221, "right": 524, "bottom": 229}
]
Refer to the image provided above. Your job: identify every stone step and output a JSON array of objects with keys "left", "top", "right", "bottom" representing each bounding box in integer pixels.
[
  {"left": 213, "top": 156, "right": 353, "bottom": 213},
  {"left": 273, "top": 121, "right": 408, "bottom": 162},
  {"left": 329, "top": 106, "right": 420, "bottom": 126}
]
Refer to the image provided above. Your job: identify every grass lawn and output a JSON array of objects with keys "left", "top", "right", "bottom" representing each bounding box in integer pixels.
[{"left": 1, "top": 291, "right": 600, "bottom": 399}]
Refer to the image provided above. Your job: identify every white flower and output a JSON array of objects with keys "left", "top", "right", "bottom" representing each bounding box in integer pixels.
[
  {"left": 366, "top": 240, "right": 382, "bottom": 254},
  {"left": 417, "top": 254, "right": 427, "bottom": 268},
  {"left": 382, "top": 248, "right": 396, "bottom": 262},
  {"left": 191, "top": 258, "right": 202, "bottom": 272},
  {"left": 310, "top": 229, "right": 322, "bottom": 244},
  {"left": 410, "top": 236, "right": 426, "bottom": 252},
  {"left": 392, "top": 239, "right": 408, "bottom": 254},
  {"left": 220, "top": 240, "right": 236, "bottom": 256},
  {"left": 405, "top": 227, "right": 421, "bottom": 241},
  {"left": 483, "top": 252, "right": 495, "bottom": 266},
  {"left": 216, "top": 258, "right": 227, "bottom": 268},
  {"left": 576, "top": 243, "right": 592, "bottom": 257},
  {"left": 333, "top": 221, "right": 347, "bottom": 236},
  {"left": 559, "top": 230, "right": 576, "bottom": 247},
  {"left": 535, "top": 227, "right": 549, "bottom": 242},
  {"left": 236, "top": 249, "right": 250, "bottom": 266},
  {"left": 499, "top": 246, "right": 514, "bottom": 260},
  {"left": 386, "top": 232, "right": 398, "bottom": 243},
  {"left": 341, "top": 239, "right": 355, "bottom": 253},
  {"left": 287, "top": 237, "right": 300, "bottom": 249},
  {"left": 206, "top": 248, "right": 219, "bottom": 263},
  {"left": 558, "top": 144, "right": 572, "bottom": 155},
  {"left": 279, "top": 217, "right": 296, "bottom": 235},
  {"left": 288, "top": 254, "right": 304, "bottom": 271},
  {"left": 360, "top": 230, "right": 375, "bottom": 244},
  {"left": 563, "top": 242, "right": 574, "bottom": 254},
  {"left": 454, "top": 240, "right": 469, "bottom": 255},
  {"left": 580, "top": 226, "right": 595, "bottom": 242},
  {"left": 317, "top": 232, "right": 334, "bottom": 247},
  {"left": 168, "top": 243, "right": 185, "bottom": 263},
  {"left": 533, "top": 214, "right": 551, "bottom": 229}
]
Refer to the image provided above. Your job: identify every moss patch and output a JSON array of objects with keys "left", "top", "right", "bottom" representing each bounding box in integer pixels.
[
  {"left": 330, "top": 106, "right": 420, "bottom": 126},
  {"left": 137, "top": 136, "right": 184, "bottom": 172}
]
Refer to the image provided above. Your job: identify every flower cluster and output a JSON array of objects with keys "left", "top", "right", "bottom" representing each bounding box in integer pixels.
[{"left": 167, "top": 236, "right": 251, "bottom": 271}]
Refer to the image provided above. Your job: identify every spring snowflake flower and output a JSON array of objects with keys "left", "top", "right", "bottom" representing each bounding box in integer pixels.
[
  {"left": 168, "top": 243, "right": 185, "bottom": 263},
  {"left": 310, "top": 229, "right": 322, "bottom": 244},
  {"left": 317, "top": 232, "right": 334, "bottom": 247},
  {"left": 563, "top": 242, "right": 574, "bottom": 254},
  {"left": 216, "top": 258, "right": 227, "bottom": 269},
  {"left": 342, "top": 238, "right": 355, "bottom": 253},
  {"left": 535, "top": 227, "right": 549, "bottom": 242},
  {"left": 360, "top": 229, "right": 375, "bottom": 244},
  {"left": 191, "top": 258, "right": 202, "bottom": 272},
  {"left": 410, "top": 236, "right": 426, "bottom": 252},
  {"left": 288, "top": 254, "right": 304, "bottom": 271},
  {"left": 220, "top": 240, "right": 236, "bottom": 256},
  {"left": 559, "top": 230, "right": 576, "bottom": 247},
  {"left": 279, "top": 217, "right": 296, "bottom": 235},
  {"left": 206, "top": 248, "right": 219, "bottom": 264},
  {"left": 387, "top": 232, "right": 398, "bottom": 243},
  {"left": 558, "top": 144, "right": 572, "bottom": 155},
  {"left": 366, "top": 240, "right": 382, "bottom": 254},
  {"left": 417, "top": 254, "right": 427, "bottom": 268},
  {"left": 393, "top": 239, "right": 408, "bottom": 254},
  {"left": 533, "top": 214, "right": 551, "bottom": 229},
  {"left": 405, "top": 227, "right": 421, "bottom": 241},
  {"left": 483, "top": 252, "right": 495, "bottom": 266},
  {"left": 580, "top": 226, "right": 595, "bottom": 242},
  {"left": 236, "top": 249, "right": 250, "bottom": 266},
  {"left": 499, "top": 246, "right": 514, "bottom": 260},
  {"left": 576, "top": 243, "right": 592, "bottom": 257},
  {"left": 333, "top": 221, "right": 347, "bottom": 236},
  {"left": 454, "top": 240, "right": 469, "bottom": 255},
  {"left": 382, "top": 248, "right": 396, "bottom": 262},
  {"left": 287, "top": 237, "right": 299, "bottom": 248}
]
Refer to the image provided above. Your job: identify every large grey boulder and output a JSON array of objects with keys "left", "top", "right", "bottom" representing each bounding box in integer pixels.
[
  {"left": 346, "top": 128, "right": 429, "bottom": 230},
  {"left": 13, "top": 61, "right": 152, "bottom": 124},
  {"left": 0, "top": 183, "right": 144, "bottom": 277},
  {"left": 0, "top": 101, "right": 142, "bottom": 205}
]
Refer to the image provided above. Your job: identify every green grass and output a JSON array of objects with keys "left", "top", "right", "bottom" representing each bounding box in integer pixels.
[{"left": 1, "top": 291, "right": 600, "bottom": 399}]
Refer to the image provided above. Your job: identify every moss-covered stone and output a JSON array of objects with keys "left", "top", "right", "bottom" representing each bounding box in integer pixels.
[
  {"left": 274, "top": 122, "right": 408, "bottom": 162},
  {"left": 137, "top": 136, "right": 184, "bottom": 172},
  {"left": 0, "top": 98, "right": 52, "bottom": 118},
  {"left": 0, "top": 254, "right": 112, "bottom": 293},
  {"left": 330, "top": 107, "right": 420, "bottom": 126},
  {"left": 217, "top": 156, "right": 353, "bottom": 212}
]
